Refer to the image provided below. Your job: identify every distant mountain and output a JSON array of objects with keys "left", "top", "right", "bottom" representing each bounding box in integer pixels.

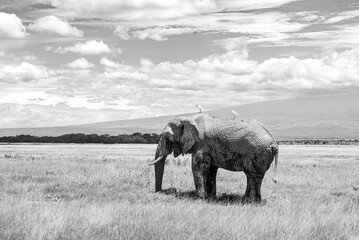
[
  {"left": 210, "top": 93, "right": 359, "bottom": 139},
  {"left": 1, "top": 94, "right": 358, "bottom": 139}
]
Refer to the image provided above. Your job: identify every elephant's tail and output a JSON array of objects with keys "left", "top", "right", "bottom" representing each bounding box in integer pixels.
[{"left": 271, "top": 145, "right": 279, "bottom": 184}]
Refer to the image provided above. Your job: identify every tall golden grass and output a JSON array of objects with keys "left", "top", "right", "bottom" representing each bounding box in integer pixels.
[{"left": 0, "top": 144, "right": 358, "bottom": 239}]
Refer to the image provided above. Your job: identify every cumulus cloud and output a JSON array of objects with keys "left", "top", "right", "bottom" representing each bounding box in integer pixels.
[
  {"left": 253, "top": 49, "right": 359, "bottom": 93},
  {"left": 213, "top": 37, "right": 249, "bottom": 51},
  {"left": 97, "top": 48, "right": 359, "bottom": 112},
  {"left": 113, "top": 25, "right": 131, "bottom": 40},
  {"left": 100, "top": 57, "right": 149, "bottom": 80},
  {"left": 0, "top": 62, "right": 49, "bottom": 82},
  {"left": 104, "top": 71, "right": 149, "bottom": 81},
  {"left": 95, "top": 47, "right": 359, "bottom": 113},
  {"left": 67, "top": 58, "right": 94, "bottom": 69},
  {"left": 140, "top": 58, "right": 154, "bottom": 68},
  {"left": 28, "top": 15, "right": 83, "bottom": 37},
  {"left": 196, "top": 50, "right": 256, "bottom": 75},
  {"left": 23, "top": 53, "right": 37, "bottom": 61},
  {"left": 54, "top": 40, "right": 111, "bottom": 54},
  {"left": 100, "top": 57, "right": 121, "bottom": 68},
  {"left": 0, "top": 12, "right": 27, "bottom": 38}
]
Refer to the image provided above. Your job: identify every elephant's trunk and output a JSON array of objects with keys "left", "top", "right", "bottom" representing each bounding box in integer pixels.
[
  {"left": 153, "top": 135, "right": 170, "bottom": 192},
  {"left": 154, "top": 157, "right": 166, "bottom": 192}
]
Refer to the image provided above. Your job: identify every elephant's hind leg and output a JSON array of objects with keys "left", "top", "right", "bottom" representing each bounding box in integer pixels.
[
  {"left": 242, "top": 172, "right": 264, "bottom": 204},
  {"left": 206, "top": 166, "right": 218, "bottom": 199}
]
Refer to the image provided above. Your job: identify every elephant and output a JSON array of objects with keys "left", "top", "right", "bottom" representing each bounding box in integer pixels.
[{"left": 149, "top": 113, "right": 278, "bottom": 204}]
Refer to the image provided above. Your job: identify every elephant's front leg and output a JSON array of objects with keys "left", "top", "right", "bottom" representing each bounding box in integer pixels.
[{"left": 191, "top": 151, "right": 215, "bottom": 199}]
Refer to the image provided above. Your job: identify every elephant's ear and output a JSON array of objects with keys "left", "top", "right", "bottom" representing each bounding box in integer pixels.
[{"left": 180, "top": 119, "right": 203, "bottom": 155}]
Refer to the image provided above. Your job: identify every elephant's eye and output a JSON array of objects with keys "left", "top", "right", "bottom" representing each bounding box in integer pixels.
[
  {"left": 166, "top": 139, "right": 174, "bottom": 149},
  {"left": 174, "top": 141, "right": 181, "bottom": 148}
]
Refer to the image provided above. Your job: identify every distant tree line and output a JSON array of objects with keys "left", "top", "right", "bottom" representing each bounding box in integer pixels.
[
  {"left": 0, "top": 133, "right": 161, "bottom": 144},
  {"left": 0, "top": 134, "right": 358, "bottom": 145},
  {"left": 278, "top": 139, "right": 359, "bottom": 145}
]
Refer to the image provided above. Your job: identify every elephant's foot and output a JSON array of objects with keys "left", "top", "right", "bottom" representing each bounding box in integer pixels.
[
  {"left": 195, "top": 189, "right": 217, "bottom": 200},
  {"left": 241, "top": 195, "right": 261, "bottom": 204},
  {"left": 204, "top": 182, "right": 217, "bottom": 200},
  {"left": 197, "top": 190, "right": 206, "bottom": 199},
  {"left": 206, "top": 192, "right": 217, "bottom": 201}
]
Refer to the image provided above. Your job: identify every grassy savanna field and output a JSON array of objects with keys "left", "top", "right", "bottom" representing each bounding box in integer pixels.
[{"left": 0, "top": 144, "right": 358, "bottom": 240}]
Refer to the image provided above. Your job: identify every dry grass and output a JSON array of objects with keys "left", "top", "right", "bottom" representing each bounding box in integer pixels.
[{"left": 0, "top": 144, "right": 358, "bottom": 240}]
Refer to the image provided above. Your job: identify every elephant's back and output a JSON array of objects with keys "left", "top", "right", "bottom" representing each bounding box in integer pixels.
[{"left": 204, "top": 115, "right": 276, "bottom": 152}]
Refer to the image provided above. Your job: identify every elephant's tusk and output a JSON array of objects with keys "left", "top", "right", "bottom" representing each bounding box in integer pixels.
[{"left": 148, "top": 156, "right": 164, "bottom": 166}]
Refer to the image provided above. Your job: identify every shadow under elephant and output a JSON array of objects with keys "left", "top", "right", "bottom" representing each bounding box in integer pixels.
[{"left": 160, "top": 187, "right": 267, "bottom": 205}]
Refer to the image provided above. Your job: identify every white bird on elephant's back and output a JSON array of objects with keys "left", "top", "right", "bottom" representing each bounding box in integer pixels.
[
  {"left": 231, "top": 109, "right": 239, "bottom": 119},
  {"left": 196, "top": 104, "right": 204, "bottom": 113}
]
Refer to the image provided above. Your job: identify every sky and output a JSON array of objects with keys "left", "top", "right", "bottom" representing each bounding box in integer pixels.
[{"left": 0, "top": 0, "right": 359, "bottom": 128}]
